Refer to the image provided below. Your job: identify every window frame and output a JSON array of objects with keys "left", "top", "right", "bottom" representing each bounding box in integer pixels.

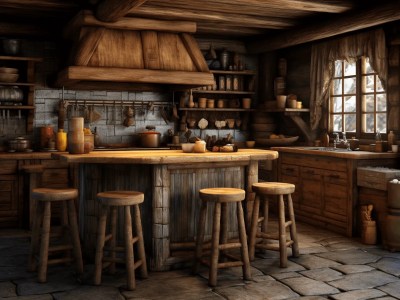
[{"left": 328, "top": 57, "right": 387, "bottom": 140}]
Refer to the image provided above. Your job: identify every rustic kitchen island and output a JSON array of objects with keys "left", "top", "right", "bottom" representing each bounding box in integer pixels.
[{"left": 52, "top": 149, "right": 278, "bottom": 271}]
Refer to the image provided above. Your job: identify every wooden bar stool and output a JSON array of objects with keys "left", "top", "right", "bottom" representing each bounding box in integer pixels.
[
  {"left": 28, "top": 188, "right": 83, "bottom": 283},
  {"left": 193, "top": 187, "right": 252, "bottom": 287},
  {"left": 249, "top": 182, "right": 299, "bottom": 267},
  {"left": 94, "top": 191, "right": 148, "bottom": 291}
]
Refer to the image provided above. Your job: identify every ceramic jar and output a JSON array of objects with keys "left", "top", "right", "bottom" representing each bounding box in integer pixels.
[{"left": 193, "top": 140, "right": 206, "bottom": 153}]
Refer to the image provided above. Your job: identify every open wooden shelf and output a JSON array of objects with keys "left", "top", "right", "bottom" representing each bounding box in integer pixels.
[{"left": 179, "top": 108, "right": 254, "bottom": 112}]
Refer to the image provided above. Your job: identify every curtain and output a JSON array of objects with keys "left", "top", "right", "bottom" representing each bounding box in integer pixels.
[{"left": 310, "top": 29, "right": 387, "bottom": 130}]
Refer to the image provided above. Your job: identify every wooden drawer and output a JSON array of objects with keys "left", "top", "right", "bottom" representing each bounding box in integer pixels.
[
  {"left": 357, "top": 167, "right": 400, "bottom": 191},
  {"left": 281, "top": 164, "right": 299, "bottom": 177},
  {"left": 0, "top": 160, "right": 17, "bottom": 174}
]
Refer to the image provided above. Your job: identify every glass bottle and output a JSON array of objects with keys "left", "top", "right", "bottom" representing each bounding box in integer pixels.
[
  {"left": 56, "top": 129, "right": 67, "bottom": 151},
  {"left": 388, "top": 130, "right": 395, "bottom": 148}
]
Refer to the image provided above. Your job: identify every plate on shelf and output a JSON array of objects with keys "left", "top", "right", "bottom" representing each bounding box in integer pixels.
[{"left": 255, "top": 136, "right": 299, "bottom": 146}]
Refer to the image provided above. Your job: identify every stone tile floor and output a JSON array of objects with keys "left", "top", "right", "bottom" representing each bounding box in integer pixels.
[{"left": 1, "top": 221, "right": 400, "bottom": 299}]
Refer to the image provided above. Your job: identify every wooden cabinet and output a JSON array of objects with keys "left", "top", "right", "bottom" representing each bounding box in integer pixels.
[
  {"left": 0, "top": 160, "right": 19, "bottom": 228},
  {"left": 0, "top": 55, "right": 42, "bottom": 133},
  {"left": 277, "top": 151, "right": 398, "bottom": 237},
  {"left": 278, "top": 153, "right": 350, "bottom": 235}
]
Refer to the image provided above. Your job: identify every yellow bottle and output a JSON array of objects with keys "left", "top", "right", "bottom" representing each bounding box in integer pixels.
[{"left": 56, "top": 129, "right": 67, "bottom": 151}]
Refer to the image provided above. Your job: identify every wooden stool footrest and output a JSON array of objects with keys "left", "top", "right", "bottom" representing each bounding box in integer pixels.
[
  {"left": 48, "top": 244, "right": 73, "bottom": 252},
  {"left": 257, "top": 232, "right": 278, "bottom": 240},
  {"left": 218, "top": 261, "right": 244, "bottom": 269},
  {"left": 285, "top": 221, "right": 292, "bottom": 227},
  {"left": 219, "top": 242, "right": 242, "bottom": 250},
  {"left": 47, "top": 257, "right": 74, "bottom": 266}
]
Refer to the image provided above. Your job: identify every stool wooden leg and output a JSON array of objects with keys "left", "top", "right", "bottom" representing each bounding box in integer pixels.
[
  {"left": 94, "top": 205, "right": 108, "bottom": 286},
  {"left": 124, "top": 206, "right": 135, "bottom": 291},
  {"left": 278, "top": 195, "right": 287, "bottom": 268},
  {"left": 29, "top": 201, "right": 43, "bottom": 272},
  {"left": 61, "top": 201, "right": 71, "bottom": 265},
  {"left": 67, "top": 199, "right": 84, "bottom": 275},
  {"left": 220, "top": 203, "right": 228, "bottom": 261},
  {"left": 133, "top": 204, "right": 148, "bottom": 278},
  {"left": 193, "top": 201, "right": 207, "bottom": 274},
  {"left": 248, "top": 194, "right": 260, "bottom": 261},
  {"left": 109, "top": 206, "right": 117, "bottom": 274},
  {"left": 38, "top": 201, "right": 51, "bottom": 283},
  {"left": 209, "top": 202, "right": 221, "bottom": 287},
  {"left": 287, "top": 194, "right": 299, "bottom": 257},
  {"left": 237, "top": 201, "right": 252, "bottom": 281}
]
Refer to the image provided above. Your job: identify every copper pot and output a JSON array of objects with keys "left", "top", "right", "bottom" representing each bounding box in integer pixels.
[
  {"left": 139, "top": 126, "right": 161, "bottom": 148},
  {"left": 9, "top": 137, "right": 31, "bottom": 152}
]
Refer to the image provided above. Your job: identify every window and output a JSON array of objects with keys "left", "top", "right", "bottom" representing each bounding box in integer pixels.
[{"left": 329, "top": 57, "right": 387, "bottom": 137}]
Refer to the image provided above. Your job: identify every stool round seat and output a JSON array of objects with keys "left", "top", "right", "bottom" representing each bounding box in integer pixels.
[
  {"left": 32, "top": 188, "right": 78, "bottom": 202},
  {"left": 96, "top": 191, "right": 144, "bottom": 206},
  {"left": 199, "top": 188, "right": 245, "bottom": 203},
  {"left": 252, "top": 182, "right": 295, "bottom": 195}
]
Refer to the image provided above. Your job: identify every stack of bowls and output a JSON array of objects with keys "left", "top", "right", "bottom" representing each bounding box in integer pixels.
[{"left": 0, "top": 67, "right": 19, "bottom": 83}]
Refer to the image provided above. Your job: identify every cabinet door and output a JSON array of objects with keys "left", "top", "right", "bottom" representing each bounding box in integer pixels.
[
  {"left": 300, "top": 167, "right": 323, "bottom": 214},
  {"left": 281, "top": 164, "right": 300, "bottom": 208},
  {"left": 0, "top": 175, "right": 19, "bottom": 228},
  {"left": 323, "top": 170, "right": 348, "bottom": 224}
]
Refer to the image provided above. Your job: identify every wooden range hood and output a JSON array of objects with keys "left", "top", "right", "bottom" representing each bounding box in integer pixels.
[{"left": 55, "top": 11, "right": 214, "bottom": 91}]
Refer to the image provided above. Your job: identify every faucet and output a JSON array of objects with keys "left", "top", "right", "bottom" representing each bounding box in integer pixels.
[
  {"left": 333, "top": 132, "right": 350, "bottom": 150},
  {"left": 333, "top": 132, "right": 340, "bottom": 148}
]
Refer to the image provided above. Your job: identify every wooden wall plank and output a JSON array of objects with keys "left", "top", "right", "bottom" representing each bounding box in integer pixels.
[{"left": 141, "top": 31, "right": 161, "bottom": 70}]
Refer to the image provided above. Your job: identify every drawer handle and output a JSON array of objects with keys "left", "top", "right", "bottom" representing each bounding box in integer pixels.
[{"left": 328, "top": 174, "right": 340, "bottom": 179}]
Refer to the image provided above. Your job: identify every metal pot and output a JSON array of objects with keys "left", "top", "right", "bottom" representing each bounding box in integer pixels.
[
  {"left": 2, "top": 39, "right": 20, "bottom": 56},
  {"left": 9, "top": 137, "right": 31, "bottom": 152},
  {"left": 139, "top": 126, "right": 161, "bottom": 148},
  {"left": 0, "top": 85, "right": 23, "bottom": 101}
]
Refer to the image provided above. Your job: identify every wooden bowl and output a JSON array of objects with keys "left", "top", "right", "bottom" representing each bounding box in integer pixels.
[
  {"left": 0, "top": 73, "right": 18, "bottom": 83},
  {"left": 0, "top": 67, "right": 18, "bottom": 74},
  {"left": 255, "top": 136, "right": 299, "bottom": 146}
]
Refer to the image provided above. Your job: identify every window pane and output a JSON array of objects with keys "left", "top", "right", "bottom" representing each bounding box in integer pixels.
[
  {"left": 364, "top": 57, "right": 373, "bottom": 74},
  {"left": 376, "top": 76, "right": 384, "bottom": 92},
  {"left": 332, "top": 96, "right": 342, "bottom": 112},
  {"left": 334, "top": 60, "right": 342, "bottom": 77},
  {"left": 364, "top": 75, "right": 375, "bottom": 93},
  {"left": 377, "top": 113, "right": 387, "bottom": 133},
  {"left": 333, "top": 79, "right": 342, "bottom": 95},
  {"left": 364, "top": 95, "right": 375, "bottom": 112},
  {"left": 344, "top": 61, "right": 356, "bottom": 76},
  {"left": 364, "top": 113, "right": 375, "bottom": 133},
  {"left": 344, "top": 114, "right": 356, "bottom": 132},
  {"left": 377, "top": 94, "right": 387, "bottom": 111},
  {"left": 333, "top": 115, "right": 342, "bottom": 132},
  {"left": 344, "top": 96, "right": 356, "bottom": 112},
  {"left": 344, "top": 77, "right": 356, "bottom": 94}
]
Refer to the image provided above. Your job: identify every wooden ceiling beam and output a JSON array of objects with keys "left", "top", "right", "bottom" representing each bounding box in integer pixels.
[
  {"left": 64, "top": 11, "right": 197, "bottom": 39},
  {"left": 96, "top": 0, "right": 148, "bottom": 22},
  {"left": 149, "top": 0, "right": 351, "bottom": 14},
  {"left": 0, "top": 0, "right": 77, "bottom": 10},
  {"left": 128, "top": 7, "right": 295, "bottom": 29},
  {"left": 247, "top": 1, "right": 400, "bottom": 53},
  {"left": 196, "top": 24, "right": 266, "bottom": 37}
]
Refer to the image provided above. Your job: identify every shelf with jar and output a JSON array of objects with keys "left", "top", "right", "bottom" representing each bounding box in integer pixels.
[
  {"left": 192, "top": 70, "right": 256, "bottom": 95},
  {"left": 0, "top": 55, "right": 42, "bottom": 133}
]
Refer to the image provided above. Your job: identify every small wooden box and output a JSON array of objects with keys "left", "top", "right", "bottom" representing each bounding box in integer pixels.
[{"left": 357, "top": 167, "right": 400, "bottom": 191}]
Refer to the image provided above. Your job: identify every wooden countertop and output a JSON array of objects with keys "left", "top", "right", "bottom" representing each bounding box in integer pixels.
[
  {"left": 0, "top": 151, "right": 57, "bottom": 160},
  {"left": 272, "top": 146, "right": 399, "bottom": 159},
  {"left": 51, "top": 149, "right": 278, "bottom": 164}
]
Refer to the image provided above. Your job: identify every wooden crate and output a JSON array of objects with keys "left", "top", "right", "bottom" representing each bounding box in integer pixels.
[{"left": 357, "top": 167, "right": 400, "bottom": 191}]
